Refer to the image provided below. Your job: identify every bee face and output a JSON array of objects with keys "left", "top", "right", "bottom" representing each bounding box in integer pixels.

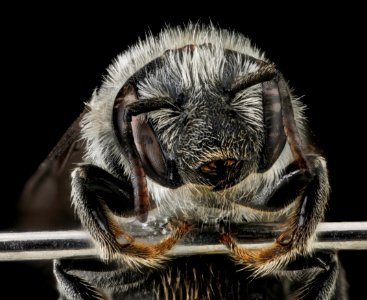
[{"left": 124, "top": 46, "right": 266, "bottom": 190}]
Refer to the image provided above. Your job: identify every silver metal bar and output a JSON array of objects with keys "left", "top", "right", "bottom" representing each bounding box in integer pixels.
[{"left": 0, "top": 222, "right": 366, "bottom": 261}]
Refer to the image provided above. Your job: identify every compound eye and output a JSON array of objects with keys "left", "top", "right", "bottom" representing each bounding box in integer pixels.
[
  {"left": 132, "top": 115, "right": 168, "bottom": 181},
  {"left": 113, "top": 83, "right": 182, "bottom": 188},
  {"left": 258, "top": 80, "right": 287, "bottom": 172}
]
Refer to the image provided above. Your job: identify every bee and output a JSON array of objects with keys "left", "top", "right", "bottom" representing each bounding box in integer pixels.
[{"left": 24, "top": 24, "right": 347, "bottom": 299}]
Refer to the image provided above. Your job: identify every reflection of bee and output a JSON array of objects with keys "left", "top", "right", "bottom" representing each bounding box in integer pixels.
[{"left": 26, "top": 24, "right": 347, "bottom": 299}]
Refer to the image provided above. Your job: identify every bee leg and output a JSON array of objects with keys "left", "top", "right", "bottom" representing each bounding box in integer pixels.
[
  {"left": 54, "top": 258, "right": 152, "bottom": 300},
  {"left": 247, "top": 161, "right": 314, "bottom": 212},
  {"left": 283, "top": 250, "right": 347, "bottom": 300},
  {"left": 54, "top": 259, "right": 105, "bottom": 300},
  {"left": 71, "top": 164, "right": 134, "bottom": 261},
  {"left": 222, "top": 153, "right": 329, "bottom": 269},
  {"left": 72, "top": 165, "right": 189, "bottom": 262}
]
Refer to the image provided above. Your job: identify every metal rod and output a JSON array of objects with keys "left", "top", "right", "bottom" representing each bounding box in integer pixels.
[{"left": 0, "top": 222, "right": 366, "bottom": 261}]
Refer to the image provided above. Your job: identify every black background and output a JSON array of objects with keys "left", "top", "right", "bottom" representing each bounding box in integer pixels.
[{"left": 1, "top": 7, "right": 366, "bottom": 299}]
